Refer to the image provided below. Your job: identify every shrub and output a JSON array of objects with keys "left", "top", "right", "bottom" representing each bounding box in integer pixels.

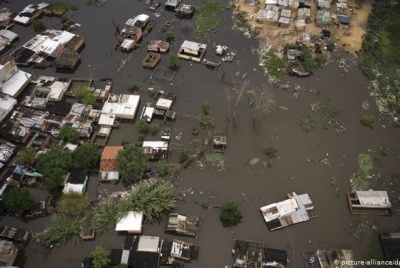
[
  {"left": 168, "top": 53, "right": 179, "bottom": 69},
  {"left": 149, "top": 123, "right": 159, "bottom": 136},
  {"left": 70, "top": 3, "right": 79, "bottom": 10},
  {"left": 138, "top": 120, "right": 150, "bottom": 135},
  {"left": 157, "top": 160, "right": 169, "bottom": 176},
  {"left": 32, "top": 20, "right": 46, "bottom": 32},
  {"left": 360, "top": 115, "right": 375, "bottom": 128},
  {"left": 179, "top": 150, "right": 192, "bottom": 163},
  {"left": 202, "top": 102, "right": 211, "bottom": 115},
  {"left": 219, "top": 202, "right": 242, "bottom": 226},
  {"left": 92, "top": 246, "right": 111, "bottom": 268},
  {"left": 326, "top": 42, "right": 336, "bottom": 52},
  {"left": 165, "top": 30, "right": 175, "bottom": 43}
]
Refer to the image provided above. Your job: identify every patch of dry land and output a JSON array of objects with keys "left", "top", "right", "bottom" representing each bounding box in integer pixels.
[{"left": 233, "top": 0, "right": 371, "bottom": 54}]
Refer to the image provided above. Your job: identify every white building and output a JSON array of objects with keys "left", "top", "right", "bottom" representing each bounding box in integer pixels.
[
  {"left": 101, "top": 94, "right": 140, "bottom": 120},
  {"left": 115, "top": 211, "right": 144, "bottom": 234},
  {"left": 0, "top": 95, "right": 17, "bottom": 124},
  {"left": 13, "top": 3, "right": 50, "bottom": 25},
  {"left": 0, "top": 58, "right": 32, "bottom": 98}
]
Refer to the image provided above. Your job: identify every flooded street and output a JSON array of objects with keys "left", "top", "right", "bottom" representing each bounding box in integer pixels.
[{"left": 1, "top": 0, "right": 400, "bottom": 267}]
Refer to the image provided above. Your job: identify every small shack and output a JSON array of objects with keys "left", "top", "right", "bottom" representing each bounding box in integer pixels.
[
  {"left": 178, "top": 40, "right": 207, "bottom": 62},
  {"left": 170, "top": 239, "right": 198, "bottom": 261},
  {"left": 166, "top": 213, "right": 199, "bottom": 237},
  {"left": 347, "top": 190, "right": 391, "bottom": 215},
  {"left": 264, "top": 247, "right": 288, "bottom": 267},
  {"left": 63, "top": 167, "right": 88, "bottom": 194},
  {"left": 142, "top": 52, "right": 161, "bottom": 69},
  {"left": 260, "top": 192, "right": 314, "bottom": 231},
  {"left": 380, "top": 233, "right": 400, "bottom": 263},
  {"left": 175, "top": 4, "right": 195, "bottom": 18},
  {"left": 147, "top": 40, "right": 169, "bottom": 53},
  {"left": 99, "top": 146, "right": 123, "bottom": 182},
  {"left": 337, "top": 15, "right": 350, "bottom": 28},
  {"left": 295, "top": 19, "right": 306, "bottom": 31},
  {"left": 233, "top": 239, "right": 263, "bottom": 267},
  {"left": 0, "top": 240, "right": 18, "bottom": 266},
  {"left": 165, "top": 0, "right": 182, "bottom": 10},
  {"left": 304, "top": 248, "right": 354, "bottom": 268},
  {"left": 142, "top": 141, "right": 169, "bottom": 160},
  {"left": 316, "top": 10, "right": 331, "bottom": 27},
  {"left": 0, "top": 226, "right": 30, "bottom": 244},
  {"left": 256, "top": 7, "right": 279, "bottom": 24},
  {"left": 115, "top": 211, "right": 144, "bottom": 234},
  {"left": 213, "top": 131, "right": 227, "bottom": 153}
]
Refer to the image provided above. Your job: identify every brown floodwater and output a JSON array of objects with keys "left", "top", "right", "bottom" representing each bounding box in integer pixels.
[{"left": 1, "top": 0, "right": 400, "bottom": 267}]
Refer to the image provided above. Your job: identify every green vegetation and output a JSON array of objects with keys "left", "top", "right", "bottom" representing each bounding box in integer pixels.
[
  {"left": 168, "top": 53, "right": 179, "bottom": 69},
  {"left": 195, "top": 0, "right": 224, "bottom": 42},
  {"left": 36, "top": 146, "right": 72, "bottom": 191},
  {"left": 17, "top": 147, "right": 36, "bottom": 167},
  {"left": 138, "top": 120, "right": 159, "bottom": 136},
  {"left": 298, "top": 115, "right": 317, "bottom": 132},
  {"left": 179, "top": 150, "right": 193, "bottom": 163},
  {"left": 219, "top": 202, "right": 242, "bottom": 226},
  {"left": 59, "top": 125, "right": 78, "bottom": 143},
  {"left": 2, "top": 188, "right": 34, "bottom": 216},
  {"left": 92, "top": 246, "right": 111, "bottom": 268},
  {"left": 93, "top": 202, "right": 119, "bottom": 234},
  {"left": 380, "top": 145, "right": 390, "bottom": 156},
  {"left": 49, "top": 2, "right": 68, "bottom": 13},
  {"left": 128, "top": 82, "right": 141, "bottom": 92},
  {"left": 73, "top": 86, "right": 97, "bottom": 106},
  {"left": 32, "top": 20, "right": 46, "bottom": 32},
  {"left": 311, "top": 101, "right": 345, "bottom": 133},
  {"left": 350, "top": 153, "right": 374, "bottom": 190},
  {"left": 73, "top": 142, "right": 99, "bottom": 168},
  {"left": 233, "top": 11, "right": 259, "bottom": 37},
  {"left": 156, "top": 160, "right": 169, "bottom": 176},
  {"left": 58, "top": 193, "right": 89, "bottom": 216},
  {"left": 326, "top": 42, "right": 336, "bottom": 52},
  {"left": 164, "top": 30, "right": 175, "bottom": 43},
  {"left": 262, "top": 51, "right": 286, "bottom": 82},
  {"left": 41, "top": 216, "right": 86, "bottom": 247},
  {"left": 362, "top": 101, "right": 370, "bottom": 110},
  {"left": 70, "top": 3, "right": 79, "bottom": 10},
  {"left": 116, "top": 144, "right": 150, "bottom": 183},
  {"left": 389, "top": 173, "right": 400, "bottom": 204},
  {"left": 315, "top": 55, "right": 327, "bottom": 69},
  {"left": 360, "top": 1, "right": 400, "bottom": 125},
  {"left": 360, "top": 115, "right": 375, "bottom": 128},
  {"left": 264, "top": 146, "right": 278, "bottom": 168},
  {"left": 202, "top": 102, "right": 211, "bottom": 115},
  {"left": 204, "top": 153, "right": 224, "bottom": 166}
]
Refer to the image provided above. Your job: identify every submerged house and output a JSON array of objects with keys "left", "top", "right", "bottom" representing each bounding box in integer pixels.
[
  {"left": 0, "top": 57, "right": 32, "bottom": 98},
  {"left": 0, "top": 29, "right": 19, "bottom": 53},
  {"left": 175, "top": 4, "right": 195, "bottom": 18},
  {"left": 0, "top": 8, "right": 14, "bottom": 29},
  {"left": 101, "top": 94, "right": 140, "bottom": 120},
  {"left": 13, "top": 3, "right": 50, "bottom": 25},
  {"left": 347, "top": 190, "right": 391, "bottom": 215},
  {"left": 0, "top": 240, "right": 18, "bottom": 266},
  {"left": 166, "top": 213, "right": 199, "bottom": 237},
  {"left": 170, "top": 239, "right": 198, "bottom": 261},
  {"left": 99, "top": 146, "right": 123, "bottom": 181},
  {"left": 0, "top": 226, "right": 30, "bottom": 244},
  {"left": 147, "top": 40, "right": 169, "bottom": 53},
  {"left": 0, "top": 94, "right": 17, "bottom": 124},
  {"left": 178, "top": 40, "right": 207, "bottom": 63},
  {"left": 233, "top": 239, "right": 263, "bottom": 267},
  {"left": 260, "top": 192, "right": 315, "bottom": 231},
  {"left": 62, "top": 167, "right": 88, "bottom": 194},
  {"left": 380, "top": 233, "right": 400, "bottom": 263},
  {"left": 117, "top": 16, "right": 146, "bottom": 52},
  {"left": 304, "top": 248, "right": 354, "bottom": 268},
  {"left": 115, "top": 211, "right": 144, "bottom": 234},
  {"left": 142, "top": 141, "right": 169, "bottom": 160},
  {"left": 165, "top": 0, "right": 182, "bottom": 10},
  {"left": 264, "top": 247, "right": 288, "bottom": 268}
]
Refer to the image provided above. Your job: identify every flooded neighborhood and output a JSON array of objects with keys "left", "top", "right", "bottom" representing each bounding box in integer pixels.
[{"left": 0, "top": 0, "right": 399, "bottom": 268}]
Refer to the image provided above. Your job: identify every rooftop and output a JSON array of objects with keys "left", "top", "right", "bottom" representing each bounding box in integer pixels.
[{"left": 115, "top": 211, "right": 144, "bottom": 233}]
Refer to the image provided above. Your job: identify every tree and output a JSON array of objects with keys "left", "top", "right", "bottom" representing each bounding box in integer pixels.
[
  {"left": 32, "top": 19, "right": 46, "bottom": 32},
  {"left": 168, "top": 53, "right": 179, "bottom": 69},
  {"left": 164, "top": 30, "right": 175, "bottom": 43},
  {"left": 264, "top": 146, "right": 278, "bottom": 168},
  {"left": 17, "top": 147, "right": 36, "bottom": 167},
  {"left": 224, "top": 78, "right": 249, "bottom": 121},
  {"left": 36, "top": 146, "right": 72, "bottom": 191},
  {"left": 116, "top": 145, "right": 150, "bottom": 183},
  {"left": 247, "top": 85, "right": 275, "bottom": 121},
  {"left": 58, "top": 192, "right": 89, "bottom": 216},
  {"left": 219, "top": 202, "right": 242, "bottom": 226},
  {"left": 3, "top": 187, "right": 34, "bottom": 216},
  {"left": 149, "top": 123, "right": 159, "bottom": 136},
  {"left": 92, "top": 246, "right": 110, "bottom": 268},
  {"left": 73, "top": 86, "right": 97, "bottom": 106},
  {"left": 73, "top": 142, "right": 99, "bottom": 168},
  {"left": 59, "top": 125, "right": 78, "bottom": 142},
  {"left": 157, "top": 160, "right": 169, "bottom": 176}
]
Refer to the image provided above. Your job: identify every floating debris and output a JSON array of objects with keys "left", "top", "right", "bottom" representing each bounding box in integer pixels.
[{"left": 249, "top": 158, "right": 260, "bottom": 166}]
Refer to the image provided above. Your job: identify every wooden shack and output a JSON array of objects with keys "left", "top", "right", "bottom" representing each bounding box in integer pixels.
[
  {"left": 175, "top": 4, "right": 195, "bottom": 18},
  {"left": 147, "top": 40, "right": 169, "bottom": 53},
  {"left": 142, "top": 52, "right": 161, "bottom": 69}
]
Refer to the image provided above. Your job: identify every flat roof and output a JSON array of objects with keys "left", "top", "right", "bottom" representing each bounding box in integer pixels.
[
  {"left": 356, "top": 190, "right": 391, "bottom": 207},
  {"left": 137, "top": 236, "right": 160, "bottom": 252},
  {"left": 0, "top": 30, "right": 18, "bottom": 43},
  {"left": 98, "top": 114, "right": 116, "bottom": 126},
  {"left": 63, "top": 182, "right": 85, "bottom": 194},
  {"left": 50, "top": 30, "right": 75, "bottom": 45},
  {"left": 2, "top": 69, "right": 32, "bottom": 98},
  {"left": 180, "top": 40, "right": 207, "bottom": 54},
  {"left": 156, "top": 98, "right": 173, "bottom": 110},
  {"left": 142, "top": 141, "right": 169, "bottom": 149},
  {"left": 101, "top": 94, "right": 140, "bottom": 119},
  {"left": 0, "top": 96, "right": 17, "bottom": 123},
  {"left": 48, "top": 81, "right": 69, "bottom": 100},
  {"left": 115, "top": 211, "right": 144, "bottom": 232}
]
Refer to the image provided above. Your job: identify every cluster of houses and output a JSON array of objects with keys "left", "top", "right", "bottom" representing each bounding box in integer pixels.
[
  {"left": 80, "top": 212, "right": 200, "bottom": 267},
  {"left": 255, "top": 0, "right": 351, "bottom": 30},
  {"left": 0, "top": 3, "right": 84, "bottom": 69}
]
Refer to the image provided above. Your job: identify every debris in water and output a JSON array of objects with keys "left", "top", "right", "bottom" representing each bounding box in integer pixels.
[{"left": 249, "top": 158, "right": 260, "bottom": 166}]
